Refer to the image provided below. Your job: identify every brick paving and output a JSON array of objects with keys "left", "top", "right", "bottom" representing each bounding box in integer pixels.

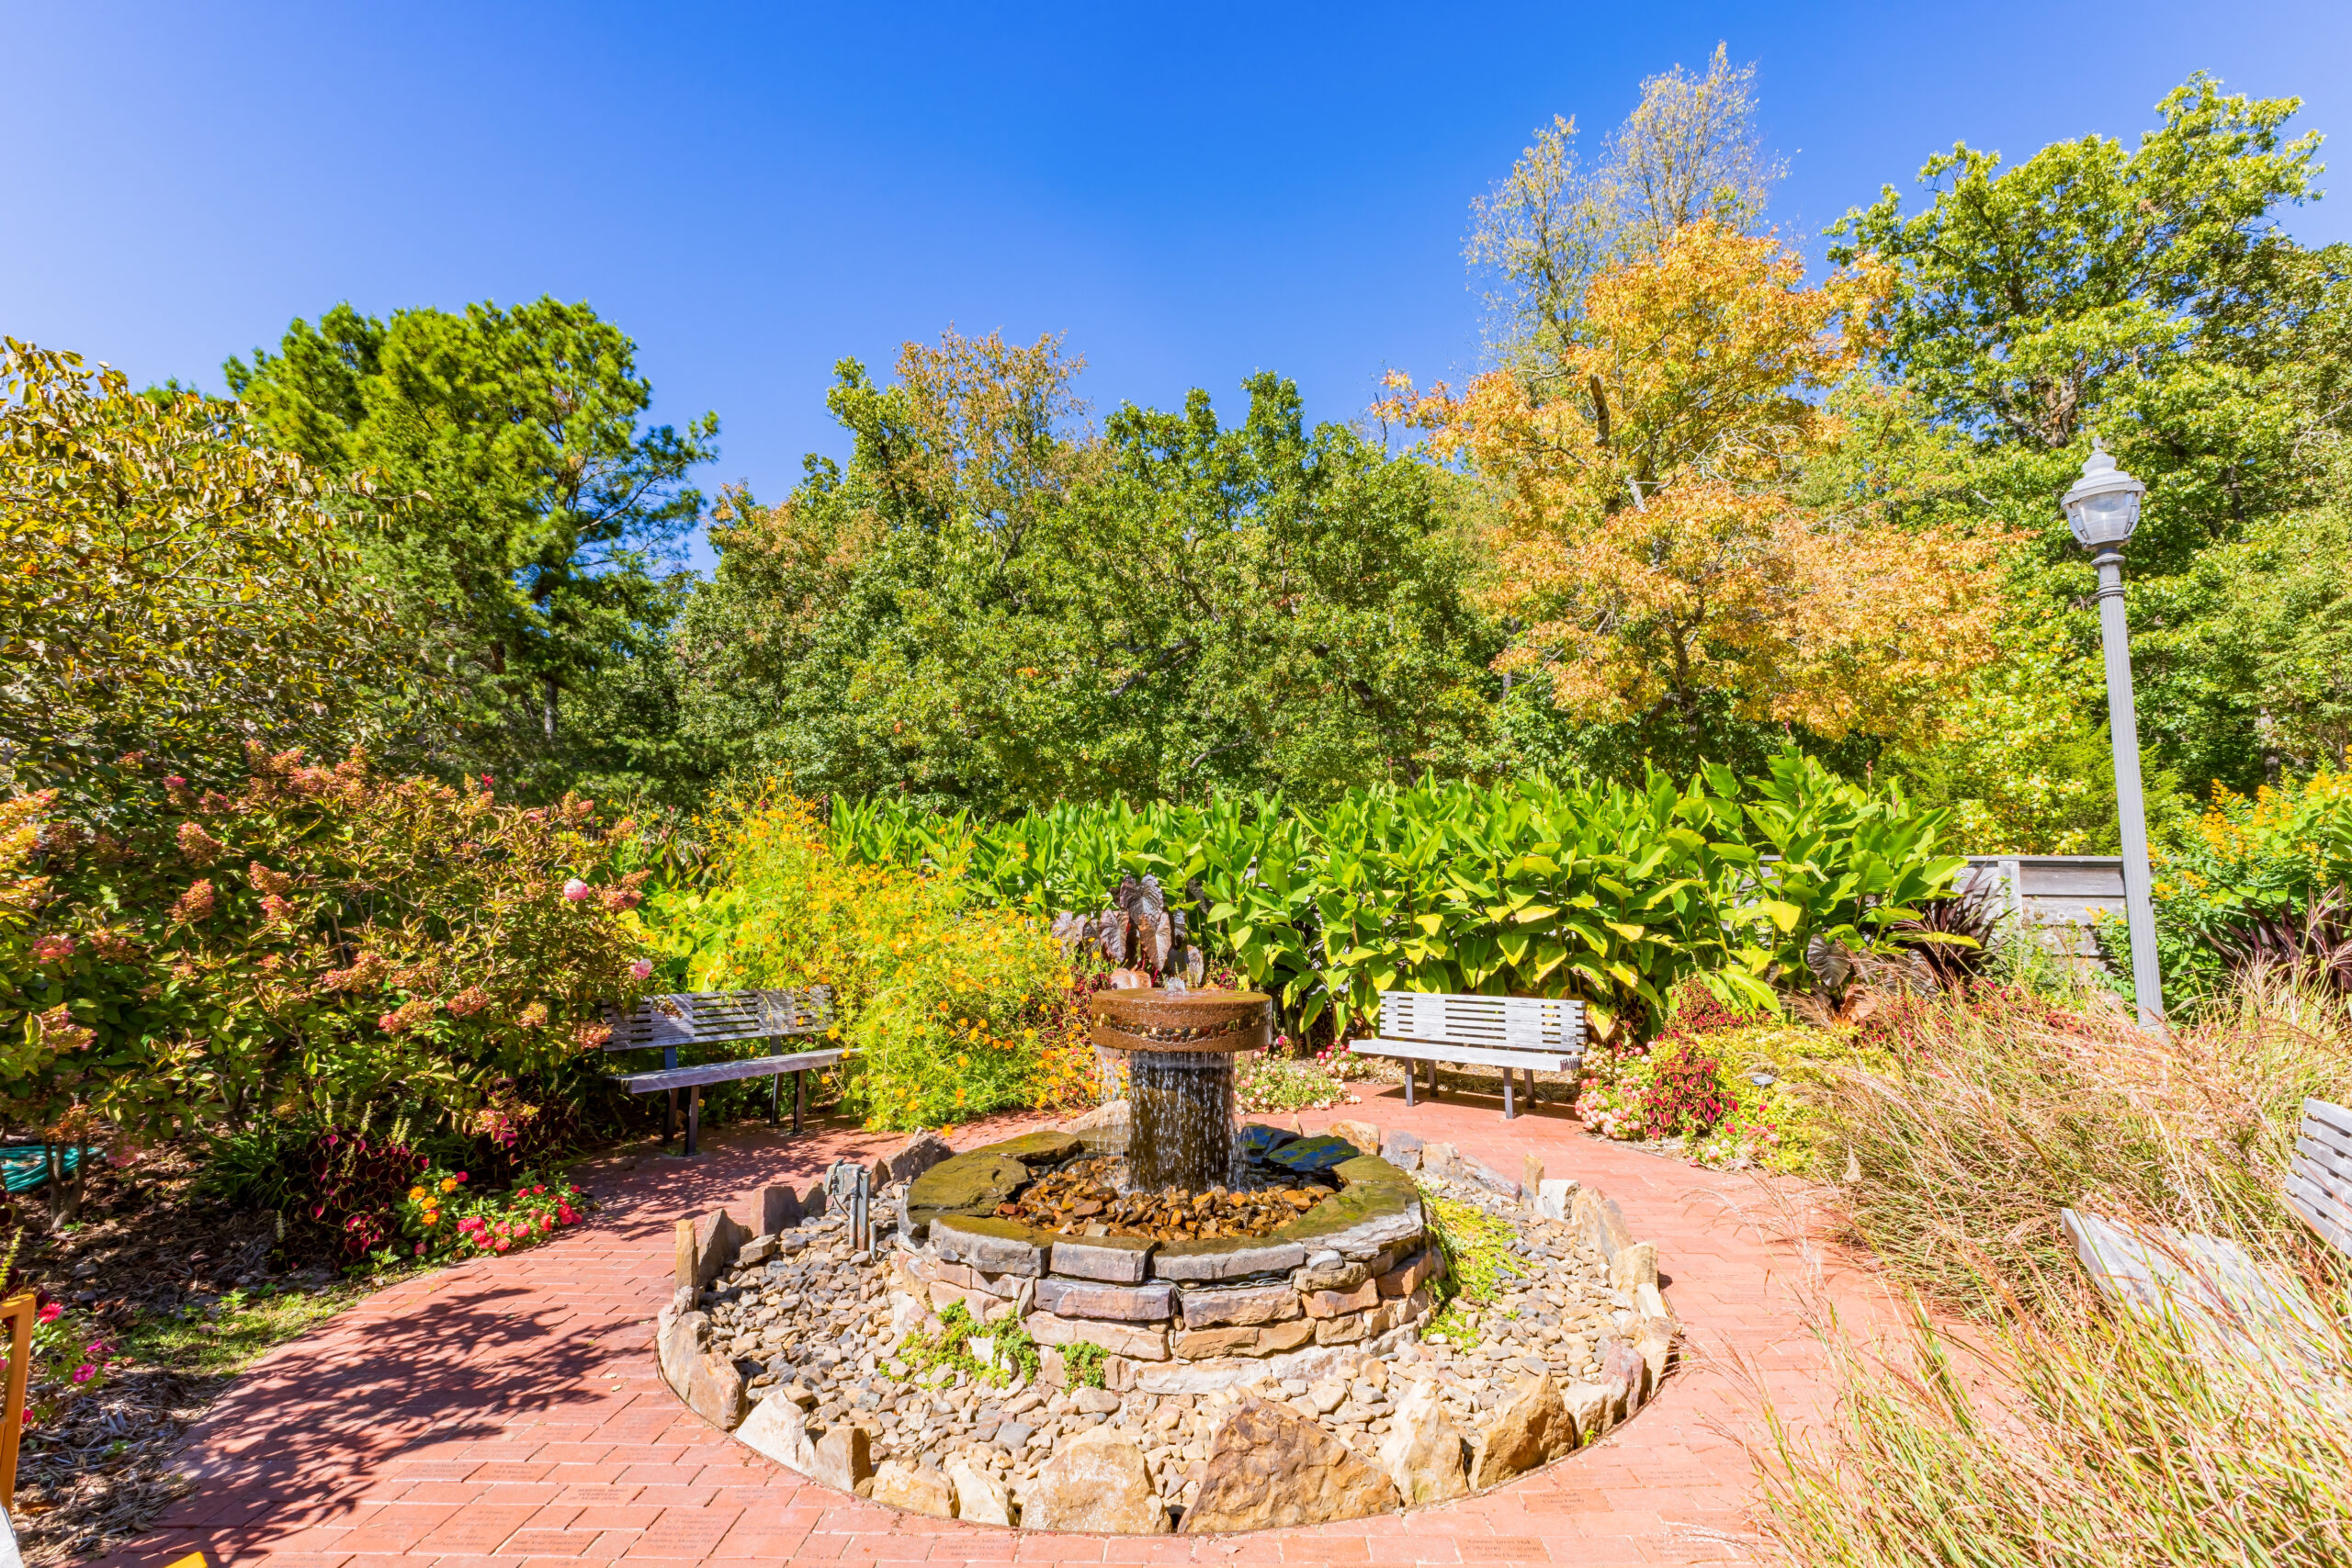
[{"left": 99, "top": 1082, "right": 1902, "bottom": 1568}]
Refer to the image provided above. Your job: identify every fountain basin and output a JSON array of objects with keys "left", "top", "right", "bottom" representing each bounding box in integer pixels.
[
  {"left": 898, "top": 1127, "right": 1431, "bottom": 1384},
  {"left": 1091, "top": 988, "right": 1271, "bottom": 1193}
]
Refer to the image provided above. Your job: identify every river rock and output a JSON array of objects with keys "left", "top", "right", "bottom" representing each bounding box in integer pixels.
[
  {"left": 1378, "top": 1381, "right": 1468, "bottom": 1506},
  {"left": 1468, "top": 1373, "right": 1577, "bottom": 1488},
  {"left": 1020, "top": 1424, "right": 1169, "bottom": 1534},
  {"left": 1328, "top": 1120, "right": 1384, "bottom": 1156},
  {"left": 870, "top": 1460, "right": 956, "bottom": 1518},
  {"left": 948, "top": 1455, "right": 1012, "bottom": 1524},
  {"left": 1185, "top": 1396, "right": 1402, "bottom": 1531}
]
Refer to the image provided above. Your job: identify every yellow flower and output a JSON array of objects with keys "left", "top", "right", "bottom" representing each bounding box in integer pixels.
[
  {"left": 440, "top": 1177, "right": 458, "bottom": 1193},
  {"left": 408, "top": 1187, "right": 426, "bottom": 1201}
]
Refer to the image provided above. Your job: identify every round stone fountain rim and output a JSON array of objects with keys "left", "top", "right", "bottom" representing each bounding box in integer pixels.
[{"left": 1091, "top": 987, "right": 1272, "bottom": 1054}]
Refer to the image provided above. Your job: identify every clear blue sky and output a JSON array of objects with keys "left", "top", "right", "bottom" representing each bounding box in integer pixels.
[{"left": 6, "top": 1, "right": 2346, "bottom": 570}]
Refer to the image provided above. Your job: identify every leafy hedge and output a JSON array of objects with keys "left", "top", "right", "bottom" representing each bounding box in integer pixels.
[{"left": 829, "top": 749, "right": 1966, "bottom": 1039}]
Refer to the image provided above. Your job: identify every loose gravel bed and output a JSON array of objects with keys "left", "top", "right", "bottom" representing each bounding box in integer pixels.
[{"left": 696, "top": 1166, "right": 1661, "bottom": 1518}]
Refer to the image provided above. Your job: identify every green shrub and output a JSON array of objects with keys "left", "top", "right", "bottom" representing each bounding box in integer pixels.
[{"left": 638, "top": 795, "right": 1076, "bottom": 1129}]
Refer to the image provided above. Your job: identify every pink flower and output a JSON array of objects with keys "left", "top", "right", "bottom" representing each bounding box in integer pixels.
[
  {"left": 413, "top": 1243, "right": 425, "bottom": 1256},
  {"left": 454, "top": 1171, "right": 468, "bottom": 1182},
  {"left": 31, "top": 934, "right": 74, "bottom": 964},
  {"left": 562, "top": 879, "right": 590, "bottom": 903},
  {"left": 164, "top": 775, "right": 188, "bottom": 789},
  {"left": 72, "top": 1364, "right": 95, "bottom": 1384},
  {"left": 628, "top": 959, "right": 654, "bottom": 981}
]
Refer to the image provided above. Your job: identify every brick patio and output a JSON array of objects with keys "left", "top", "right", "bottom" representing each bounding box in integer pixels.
[{"left": 100, "top": 1084, "right": 1902, "bottom": 1568}]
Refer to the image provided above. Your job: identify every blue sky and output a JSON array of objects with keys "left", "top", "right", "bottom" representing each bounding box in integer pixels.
[{"left": 6, "top": 1, "right": 2346, "bottom": 569}]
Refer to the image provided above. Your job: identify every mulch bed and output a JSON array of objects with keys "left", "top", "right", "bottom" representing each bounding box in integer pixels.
[{"left": 2, "top": 1143, "right": 348, "bottom": 1565}]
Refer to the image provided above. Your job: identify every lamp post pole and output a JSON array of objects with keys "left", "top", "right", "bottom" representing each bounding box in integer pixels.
[{"left": 2064, "top": 439, "right": 2163, "bottom": 1028}]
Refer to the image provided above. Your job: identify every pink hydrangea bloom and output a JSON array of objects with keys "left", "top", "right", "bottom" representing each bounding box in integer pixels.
[
  {"left": 628, "top": 959, "right": 654, "bottom": 981},
  {"left": 562, "top": 878, "right": 591, "bottom": 903}
]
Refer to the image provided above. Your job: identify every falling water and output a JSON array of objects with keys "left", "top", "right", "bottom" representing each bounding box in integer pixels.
[{"left": 1126, "top": 1050, "right": 1240, "bottom": 1193}]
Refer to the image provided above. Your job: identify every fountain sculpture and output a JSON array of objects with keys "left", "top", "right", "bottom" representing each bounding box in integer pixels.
[{"left": 1050, "top": 874, "right": 1268, "bottom": 1192}]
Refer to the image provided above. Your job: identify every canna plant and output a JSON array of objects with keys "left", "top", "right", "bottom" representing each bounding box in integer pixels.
[{"left": 825, "top": 749, "right": 1965, "bottom": 1042}]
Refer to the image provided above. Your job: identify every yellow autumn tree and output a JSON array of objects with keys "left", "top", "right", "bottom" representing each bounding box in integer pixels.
[{"left": 1389, "top": 220, "right": 2010, "bottom": 747}]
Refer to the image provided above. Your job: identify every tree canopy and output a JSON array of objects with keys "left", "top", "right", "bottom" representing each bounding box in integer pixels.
[{"left": 226, "top": 298, "right": 718, "bottom": 797}]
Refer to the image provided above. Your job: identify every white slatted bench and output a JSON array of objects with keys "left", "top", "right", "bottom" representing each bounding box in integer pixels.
[
  {"left": 605, "top": 988, "right": 847, "bottom": 1156},
  {"left": 2288, "top": 1097, "right": 2352, "bottom": 1259},
  {"left": 1355, "top": 991, "right": 1585, "bottom": 1119}
]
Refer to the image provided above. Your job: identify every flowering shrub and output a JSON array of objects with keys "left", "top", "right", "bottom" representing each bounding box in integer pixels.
[
  {"left": 2143, "top": 770, "right": 2352, "bottom": 998},
  {"left": 4, "top": 745, "right": 654, "bottom": 1140},
  {"left": 638, "top": 796, "right": 1070, "bottom": 1129},
  {"left": 1237, "top": 1046, "right": 1357, "bottom": 1113},
  {"left": 21, "top": 1296, "right": 124, "bottom": 1427},
  {"left": 304, "top": 1128, "right": 430, "bottom": 1258},
  {"left": 385, "top": 1166, "right": 589, "bottom": 1262}
]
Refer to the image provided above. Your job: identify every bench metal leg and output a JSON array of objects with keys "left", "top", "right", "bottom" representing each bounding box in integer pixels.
[
  {"left": 1428, "top": 1060, "right": 1440, "bottom": 1100},
  {"left": 1404, "top": 1063, "right": 1416, "bottom": 1107},
  {"left": 684, "top": 1086, "right": 701, "bottom": 1156},
  {"left": 663, "top": 1089, "right": 676, "bottom": 1146},
  {"left": 770, "top": 1070, "right": 782, "bottom": 1129},
  {"left": 1504, "top": 1070, "right": 1516, "bottom": 1120},
  {"left": 793, "top": 1069, "right": 807, "bottom": 1135}
]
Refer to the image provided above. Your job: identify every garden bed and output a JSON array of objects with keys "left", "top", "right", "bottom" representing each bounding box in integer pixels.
[{"left": 654, "top": 1111, "right": 1683, "bottom": 1532}]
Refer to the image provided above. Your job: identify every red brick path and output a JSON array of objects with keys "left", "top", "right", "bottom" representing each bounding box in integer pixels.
[{"left": 102, "top": 1086, "right": 1899, "bottom": 1568}]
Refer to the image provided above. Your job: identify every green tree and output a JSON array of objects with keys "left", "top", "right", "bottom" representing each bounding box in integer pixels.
[
  {"left": 0, "top": 339, "right": 426, "bottom": 808},
  {"left": 673, "top": 330, "right": 1498, "bottom": 811},
  {"left": 1832, "top": 73, "right": 2349, "bottom": 801},
  {"left": 226, "top": 298, "right": 718, "bottom": 799}
]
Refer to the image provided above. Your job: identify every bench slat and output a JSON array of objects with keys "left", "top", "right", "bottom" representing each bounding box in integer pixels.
[
  {"left": 618, "top": 1048, "right": 852, "bottom": 1095},
  {"left": 2287, "top": 1173, "right": 2352, "bottom": 1259},
  {"left": 2304, "top": 1097, "right": 2352, "bottom": 1140},
  {"left": 603, "top": 988, "right": 832, "bottom": 1052},
  {"left": 2297, "top": 1115, "right": 2352, "bottom": 1166},
  {"left": 1377, "top": 990, "right": 1582, "bottom": 1051},
  {"left": 1355, "top": 1036, "right": 1578, "bottom": 1072},
  {"left": 2295, "top": 1134, "right": 2352, "bottom": 1187}
]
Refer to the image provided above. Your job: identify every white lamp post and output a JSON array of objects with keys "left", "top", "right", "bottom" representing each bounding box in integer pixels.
[{"left": 2063, "top": 436, "right": 2163, "bottom": 1026}]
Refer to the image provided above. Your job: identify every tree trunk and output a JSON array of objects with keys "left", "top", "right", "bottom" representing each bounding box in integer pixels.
[{"left": 541, "top": 674, "right": 559, "bottom": 742}]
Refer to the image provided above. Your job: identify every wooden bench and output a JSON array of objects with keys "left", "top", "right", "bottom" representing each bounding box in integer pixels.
[
  {"left": 2059, "top": 1098, "right": 2351, "bottom": 1375},
  {"left": 1355, "top": 991, "right": 1585, "bottom": 1119},
  {"left": 2288, "top": 1096, "right": 2352, "bottom": 1258},
  {"left": 605, "top": 988, "right": 848, "bottom": 1156}
]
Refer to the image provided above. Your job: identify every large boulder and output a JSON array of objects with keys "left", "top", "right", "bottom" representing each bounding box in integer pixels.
[
  {"left": 947, "top": 1455, "right": 1013, "bottom": 1525},
  {"left": 1019, "top": 1424, "right": 1168, "bottom": 1534},
  {"left": 808, "top": 1424, "right": 874, "bottom": 1493},
  {"left": 737, "top": 1394, "right": 816, "bottom": 1472},
  {"left": 870, "top": 1460, "right": 956, "bottom": 1518},
  {"left": 686, "top": 1349, "right": 749, "bottom": 1429},
  {"left": 1377, "top": 1382, "right": 1468, "bottom": 1506},
  {"left": 1186, "top": 1396, "right": 1401, "bottom": 1532},
  {"left": 675, "top": 1208, "right": 752, "bottom": 1288},
  {"left": 1468, "top": 1373, "right": 1577, "bottom": 1488},
  {"left": 658, "top": 1309, "right": 708, "bottom": 1393},
  {"left": 907, "top": 1154, "right": 1032, "bottom": 1232},
  {"left": 886, "top": 1130, "right": 958, "bottom": 1186}
]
